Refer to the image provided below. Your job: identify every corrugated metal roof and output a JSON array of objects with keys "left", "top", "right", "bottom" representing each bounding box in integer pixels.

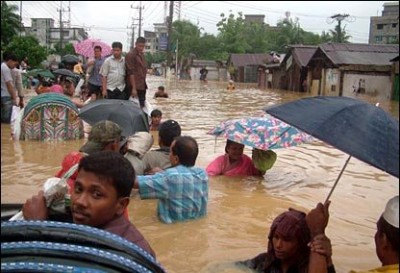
[
  {"left": 292, "top": 46, "right": 318, "bottom": 67},
  {"left": 321, "top": 43, "right": 399, "bottom": 53},
  {"left": 320, "top": 43, "right": 399, "bottom": 66},
  {"left": 229, "top": 54, "right": 273, "bottom": 67}
]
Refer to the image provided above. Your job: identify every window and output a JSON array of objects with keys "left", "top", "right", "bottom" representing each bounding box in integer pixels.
[
  {"left": 392, "top": 23, "right": 397, "bottom": 28},
  {"left": 331, "top": 85, "right": 336, "bottom": 92},
  {"left": 377, "top": 24, "right": 384, "bottom": 30},
  {"left": 375, "top": 36, "right": 383, "bottom": 42}
]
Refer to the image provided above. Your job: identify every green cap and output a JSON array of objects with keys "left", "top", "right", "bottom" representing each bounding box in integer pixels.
[{"left": 80, "top": 120, "right": 123, "bottom": 154}]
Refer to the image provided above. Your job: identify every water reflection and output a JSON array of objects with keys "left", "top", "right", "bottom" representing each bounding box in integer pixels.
[{"left": 1, "top": 76, "right": 398, "bottom": 273}]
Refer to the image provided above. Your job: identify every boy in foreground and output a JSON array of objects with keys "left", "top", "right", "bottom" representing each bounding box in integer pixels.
[{"left": 22, "top": 150, "right": 155, "bottom": 257}]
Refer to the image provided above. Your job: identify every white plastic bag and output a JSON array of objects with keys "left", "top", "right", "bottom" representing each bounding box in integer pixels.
[
  {"left": 9, "top": 164, "right": 77, "bottom": 221},
  {"left": 11, "top": 106, "right": 24, "bottom": 140}
]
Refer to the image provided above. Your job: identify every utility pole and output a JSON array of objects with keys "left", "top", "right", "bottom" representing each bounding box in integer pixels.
[
  {"left": 329, "top": 14, "right": 350, "bottom": 43},
  {"left": 164, "top": 1, "right": 168, "bottom": 23},
  {"left": 138, "top": 1, "right": 143, "bottom": 38},
  {"left": 19, "top": 1, "right": 22, "bottom": 37},
  {"left": 57, "top": 1, "right": 68, "bottom": 54},
  {"left": 166, "top": 1, "right": 174, "bottom": 67},
  {"left": 131, "top": 20, "right": 135, "bottom": 50},
  {"left": 174, "top": 1, "right": 181, "bottom": 20},
  {"left": 58, "top": 3, "right": 63, "bottom": 53},
  {"left": 67, "top": 1, "right": 71, "bottom": 28},
  {"left": 130, "top": 3, "right": 143, "bottom": 46},
  {"left": 175, "top": 39, "right": 179, "bottom": 78}
]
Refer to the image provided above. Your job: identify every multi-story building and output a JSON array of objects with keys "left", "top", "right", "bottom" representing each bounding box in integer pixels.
[
  {"left": 144, "top": 30, "right": 157, "bottom": 54},
  {"left": 24, "top": 18, "right": 88, "bottom": 51},
  {"left": 143, "top": 22, "right": 168, "bottom": 54},
  {"left": 244, "top": 14, "right": 265, "bottom": 24},
  {"left": 369, "top": 2, "right": 399, "bottom": 44}
]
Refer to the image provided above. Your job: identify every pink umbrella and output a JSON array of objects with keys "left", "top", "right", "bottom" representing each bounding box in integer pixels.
[{"left": 73, "top": 39, "right": 112, "bottom": 58}]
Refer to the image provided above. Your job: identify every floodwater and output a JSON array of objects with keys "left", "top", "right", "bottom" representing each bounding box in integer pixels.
[{"left": 1, "top": 75, "right": 399, "bottom": 273}]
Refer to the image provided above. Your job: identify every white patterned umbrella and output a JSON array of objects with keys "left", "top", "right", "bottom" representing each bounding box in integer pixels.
[
  {"left": 208, "top": 116, "right": 313, "bottom": 151},
  {"left": 73, "top": 39, "right": 112, "bottom": 58}
]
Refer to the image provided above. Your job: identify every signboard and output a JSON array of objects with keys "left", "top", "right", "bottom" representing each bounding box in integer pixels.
[{"left": 159, "top": 34, "right": 168, "bottom": 51}]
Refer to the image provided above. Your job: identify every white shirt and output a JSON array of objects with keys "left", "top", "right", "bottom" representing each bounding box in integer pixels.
[
  {"left": 100, "top": 55, "right": 125, "bottom": 91},
  {"left": 1, "top": 62, "right": 14, "bottom": 97}
]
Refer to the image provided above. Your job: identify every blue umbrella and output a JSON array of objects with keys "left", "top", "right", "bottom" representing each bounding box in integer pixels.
[
  {"left": 207, "top": 116, "right": 313, "bottom": 151},
  {"left": 265, "top": 96, "right": 399, "bottom": 201}
]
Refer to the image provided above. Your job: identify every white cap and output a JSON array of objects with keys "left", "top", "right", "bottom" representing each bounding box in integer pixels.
[{"left": 382, "top": 195, "right": 399, "bottom": 228}]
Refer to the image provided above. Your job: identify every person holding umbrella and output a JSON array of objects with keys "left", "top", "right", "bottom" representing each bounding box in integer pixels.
[
  {"left": 206, "top": 139, "right": 276, "bottom": 176},
  {"left": 307, "top": 196, "right": 398, "bottom": 273},
  {"left": 86, "top": 45, "right": 105, "bottom": 100},
  {"left": 238, "top": 207, "right": 335, "bottom": 273}
]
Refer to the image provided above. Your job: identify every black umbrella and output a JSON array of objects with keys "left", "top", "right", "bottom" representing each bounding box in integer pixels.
[
  {"left": 265, "top": 96, "right": 399, "bottom": 201},
  {"left": 26, "top": 68, "right": 55, "bottom": 79},
  {"left": 53, "top": 68, "right": 76, "bottom": 78},
  {"left": 62, "top": 54, "right": 79, "bottom": 64},
  {"left": 79, "top": 99, "right": 149, "bottom": 137}
]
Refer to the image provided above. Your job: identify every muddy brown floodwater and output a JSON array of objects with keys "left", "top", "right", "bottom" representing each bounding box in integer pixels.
[{"left": 1, "top": 75, "right": 398, "bottom": 273}]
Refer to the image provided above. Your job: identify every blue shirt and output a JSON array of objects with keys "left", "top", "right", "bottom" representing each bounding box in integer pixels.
[
  {"left": 88, "top": 57, "right": 105, "bottom": 86},
  {"left": 137, "top": 165, "right": 209, "bottom": 224}
]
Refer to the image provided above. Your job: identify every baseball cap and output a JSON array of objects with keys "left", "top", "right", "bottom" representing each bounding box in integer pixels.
[
  {"left": 382, "top": 195, "right": 399, "bottom": 228},
  {"left": 80, "top": 120, "right": 124, "bottom": 154}
]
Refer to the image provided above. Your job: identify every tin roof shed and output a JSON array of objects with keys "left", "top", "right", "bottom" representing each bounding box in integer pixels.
[{"left": 313, "top": 43, "right": 399, "bottom": 67}]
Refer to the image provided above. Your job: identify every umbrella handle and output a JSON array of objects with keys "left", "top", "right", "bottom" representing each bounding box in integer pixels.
[{"left": 324, "top": 155, "right": 352, "bottom": 203}]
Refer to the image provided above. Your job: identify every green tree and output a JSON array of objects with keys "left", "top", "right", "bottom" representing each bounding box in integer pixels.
[
  {"left": 1, "top": 1, "right": 21, "bottom": 48},
  {"left": 171, "top": 20, "right": 201, "bottom": 65},
  {"left": 145, "top": 51, "right": 166, "bottom": 68},
  {"left": 330, "top": 24, "right": 351, "bottom": 43},
  {"left": 50, "top": 42, "right": 76, "bottom": 56},
  {"left": 4, "top": 36, "right": 46, "bottom": 67},
  {"left": 320, "top": 31, "right": 333, "bottom": 43},
  {"left": 302, "top": 30, "right": 324, "bottom": 45},
  {"left": 198, "top": 34, "right": 225, "bottom": 60},
  {"left": 274, "top": 17, "right": 303, "bottom": 52},
  {"left": 217, "top": 12, "right": 250, "bottom": 54},
  {"left": 242, "top": 21, "right": 273, "bottom": 53}
]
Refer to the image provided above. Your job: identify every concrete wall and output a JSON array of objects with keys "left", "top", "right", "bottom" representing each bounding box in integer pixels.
[
  {"left": 322, "top": 68, "right": 340, "bottom": 96},
  {"left": 342, "top": 73, "right": 392, "bottom": 99},
  {"left": 310, "top": 80, "right": 320, "bottom": 96}
]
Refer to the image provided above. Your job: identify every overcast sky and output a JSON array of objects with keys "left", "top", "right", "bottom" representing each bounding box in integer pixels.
[{"left": 9, "top": 1, "right": 392, "bottom": 50}]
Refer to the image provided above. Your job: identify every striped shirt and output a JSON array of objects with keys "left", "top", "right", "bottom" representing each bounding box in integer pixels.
[{"left": 137, "top": 165, "right": 209, "bottom": 224}]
